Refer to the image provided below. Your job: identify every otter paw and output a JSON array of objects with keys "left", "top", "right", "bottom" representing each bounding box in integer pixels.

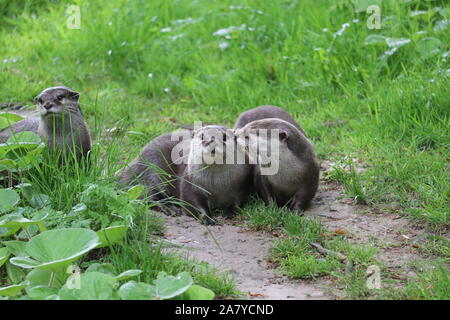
[{"left": 201, "top": 215, "right": 217, "bottom": 225}]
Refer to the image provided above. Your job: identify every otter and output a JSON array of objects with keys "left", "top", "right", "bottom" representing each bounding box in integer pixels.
[
  {"left": 116, "top": 131, "right": 190, "bottom": 215},
  {"left": 180, "top": 125, "right": 253, "bottom": 225},
  {"left": 234, "top": 118, "right": 319, "bottom": 212},
  {"left": 0, "top": 86, "right": 91, "bottom": 161},
  {"left": 233, "top": 105, "right": 306, "bottom": 136}
]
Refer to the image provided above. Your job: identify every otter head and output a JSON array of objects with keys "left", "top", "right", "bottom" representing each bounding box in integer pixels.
[
  {"left": 191, "top": 125, "right": 232, "bottom": 165},
  {"left": 235, "top": 119, "right": 291, "bottom": 170},
  {"left": 34, "top": 86, "right": 81, "bottom": 119}
]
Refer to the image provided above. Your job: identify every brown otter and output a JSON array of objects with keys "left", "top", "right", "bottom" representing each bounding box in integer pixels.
[
  {"left": 233, "top": 105, "right": 306, "bottom": 136},
  {"left": 180, "top": 125, "right": 253, "bottom": 225},
  {"left": 235, "top": 118, "right": 319, "bottom": 212},
  {"left": 116, "top": 131, "right": 191, "bottom": 215},
  {"left": 0, "top": 86, "right": 91, "bottom": 161}
]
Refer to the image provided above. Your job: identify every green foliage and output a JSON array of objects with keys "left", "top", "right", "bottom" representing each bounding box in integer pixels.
[
  {"left": 404, "top": 265, "right": 450, "bottom": 300},
  {"left": 58, "top": 272, "right": 117, "bottom": 300},
  {"left": 0, "top": 132, "right": 44, "bottom": 173},
  {"left": 10, "top": 228, "right": 100, "bottom": 270},
  {"left": 96, "top": 225, "right": 128, "bottom": 248},
  {"left": 0, "top": 189, "right": 20, "bottom": 213},
  {"left": 0, "top": 113, "right": 23, "bottom": 130},
  {"left": 324, "top": 157, "right": 368, "bottom": 204},
  {"left": 118, "top": 271, "right": 214, "bottom": 300},
  {"left": 0, "top": 0, "right": 448, "bottom": 300}
]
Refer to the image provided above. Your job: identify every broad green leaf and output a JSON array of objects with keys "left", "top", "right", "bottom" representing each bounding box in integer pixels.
[
  {"left": 58, "top": 272, "right": 117, "bottom": 300},
  {"left": 18, "top": 224, "right": 39, "bottom": 239},
  {"left": 2, "top": 240, "right": 27, "bottom": 256},
  {"left": 26, "top": 285, "right": 58, "bottom": 300},
  {"left": 6, "top": 131, "right": 41, "bottom": 145},
  {"left": 0, "top": 226, "right": 21, "bottom": 238},
  {"left": 175, "top": 285, "right": 215, "bottom": 300},
  {"left": 6, "top": 261, "right": 26, "bottom": 284},
  {"left": 0, "top": 282, "right": 28, "bottom": 297},
  {"left": 67, "top": 203, "right": 87, "bottom": 217},
  {"left": 118, "top": 281, "right": 156, "bottom": 300},
  {"left": 126, "top": 185, "right": 145, "bottom": 200},
  {"left": 0, "top": 213, "right": 29, "bottom": 228},
  {"left": 0, "top": 158, "right": 17, "bottom": 171},
  {"left": 0, "top": 247, "right": 9, "bottom": 267},
  {"left": 29, "top": 194, "right": 51, "bottom": 209},
  {"left": 85, "top": 263, "right": 116, "bottom": 276},
  {"left": 153, "top": 271, "right": 193, "bottom": 299},
  {"left": 10, "top": 228, "right": 100, "bottom": 270},
  {"left": 15, "top": 182, "right": 33, "bottom": 199},
  {"left": 115, "top": 269, "right": 142, "bottom": 281},
  {"left": 9, "top": 256, "right": 41, "bottom": 268},
  {"left": 96, "top": 225, "right": 128, "bottom": 248},
  {"left": 0, "top": 189, "right": 20, "bottom": 213},
  {"left": 0, "top": 211, "right": 48, "bottom": 229},
  {"left": 0, "top": 113, "right": 24, "bottom": 130},
  {"left": 25, "top": 269, "right": 68, "bottom": 288}
]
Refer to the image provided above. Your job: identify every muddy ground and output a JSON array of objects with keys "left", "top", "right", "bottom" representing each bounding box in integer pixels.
[{"left": 163, "top": 163, "right": 428, "bottom": 300}]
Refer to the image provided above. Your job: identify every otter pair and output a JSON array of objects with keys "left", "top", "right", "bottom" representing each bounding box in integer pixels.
[
  {"left": 117, "top": 125, "right": 252, "bottom": 225},
  {"left": 118, "top": 106, "right": 319, "bottom": 225}
]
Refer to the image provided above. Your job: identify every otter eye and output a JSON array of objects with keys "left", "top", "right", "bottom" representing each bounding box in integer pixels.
[
  {"left": 37, "top": 98, "right": 43, "bottom": 104},
  {"left": 56, "top": 95, "right": 64, "bottom": 102}
]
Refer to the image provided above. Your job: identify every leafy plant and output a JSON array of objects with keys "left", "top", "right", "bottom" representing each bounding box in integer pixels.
[{"left": 9, "top": 228, "right": 100, "bottom": 271}]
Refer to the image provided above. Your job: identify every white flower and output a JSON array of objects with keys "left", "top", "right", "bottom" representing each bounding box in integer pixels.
[
  {"left": 333, "top": 23, "right": 350, "bottom": 38},
  {"left": 218, "top": 41, "right": 230, "bottom": 49},
  {"left": 213, "top": 24, "right": 246, "bottom": 36}
]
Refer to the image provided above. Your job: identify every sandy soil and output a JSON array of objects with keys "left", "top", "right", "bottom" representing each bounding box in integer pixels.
[
  {"left": 165, "top": 214, "right": 330, "bottom": 299},
  {"left": 163, "top": 163, "right": 428, "bottom": 300}
]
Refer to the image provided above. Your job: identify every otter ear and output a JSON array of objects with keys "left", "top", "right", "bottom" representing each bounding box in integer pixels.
[
  {"left": 67, "top": 90, "right": 80, "bottom": 101},
  {"left": 279, "top": 130, "right": 288, "bottom": 142}
]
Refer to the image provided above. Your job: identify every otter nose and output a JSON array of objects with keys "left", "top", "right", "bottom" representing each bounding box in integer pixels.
[{"left": 43, "top": 103, "right": 54, "bottom": 110}]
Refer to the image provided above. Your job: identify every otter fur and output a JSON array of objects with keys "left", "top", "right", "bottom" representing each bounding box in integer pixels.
[
  {"left": 180, "top": 125, "right": 253, "bottom": 224},
  {"left": 235, "top": 118, "right": 319, "bottom": 212},
  {"left": 233, "top": 105, "right": 306, "bottom": 136},
  {"left": 0, "top": 86, "right": 91, "bottom": 161},
  {"left": 116, "top": 131, "right": 191, "bottom": 215}
]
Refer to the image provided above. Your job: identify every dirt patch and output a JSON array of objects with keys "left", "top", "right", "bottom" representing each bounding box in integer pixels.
[
  {"left": 164, "top": 214, "right": 329, "bottom": 299},
  {"left": 308, "top": 182, "right": 426, "bottom": 272},
  {"left": 163, "top": 165, "right": 429, "bottom": 299}
]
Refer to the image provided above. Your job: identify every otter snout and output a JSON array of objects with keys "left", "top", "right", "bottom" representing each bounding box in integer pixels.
[{"left": 43, "top": 102, "right": 54, "bottom": 110}]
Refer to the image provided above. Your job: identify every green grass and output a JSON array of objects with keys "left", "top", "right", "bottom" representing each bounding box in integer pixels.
[
  {"left": 0, "top": 0, "right": 448, "bottom": 299},
  {"left": 243, "top": 202, "right": 380, "bottom": 298},
  {"left": 404, "top": 263, "right": 450, "bottom": 300}
]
